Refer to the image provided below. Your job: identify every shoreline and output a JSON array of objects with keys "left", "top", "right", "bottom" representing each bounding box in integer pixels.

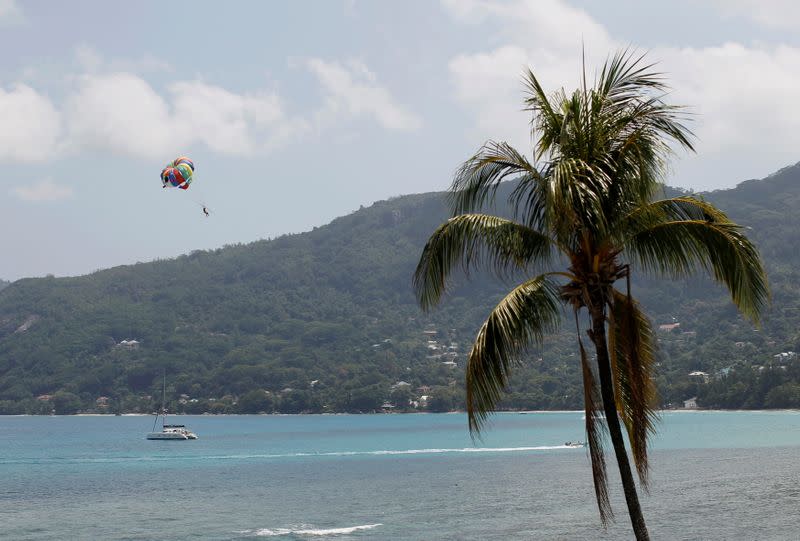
[{"left": 3, "top": 408, "right": 800, "bottom": 417}]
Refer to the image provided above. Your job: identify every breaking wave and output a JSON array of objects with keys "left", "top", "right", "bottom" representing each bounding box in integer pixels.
[{"left": 239, "top": 523, "right": 382, "bottom": 537}]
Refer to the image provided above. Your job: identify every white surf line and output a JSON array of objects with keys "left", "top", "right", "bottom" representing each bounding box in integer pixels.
[{"left": 238, "top": 523, "right": 383, "bottom": 537}]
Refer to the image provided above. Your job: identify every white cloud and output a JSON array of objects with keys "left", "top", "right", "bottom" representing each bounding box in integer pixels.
[
  {"left": 442, "top": 0, "right": 610, "bottom": 52},
  {"left": 170, "top": 81, "right": 292, "bottom": 155},
  {"left": 449, "top": 46, "right": 532, "bottom": 146},
  {"left": 62, "top": 73, "right": 307, "bottom": 159},
  {"left": 12, "top": 179, "right": 73, "bottom": 202},
  {"left": 442, "top": 0, "right": 800, "bottom": 186},
  {"left": 1, "top": 53, "right": 414, "bottom": 164},
  {"left": 8, "top": 46, "right": 303, "bottom": 160},
  {"left": 442, "top": 0, "right": 615, "bottom": 148},
  {"left": 59, "top": 73, "right": 306, "bottom": 158},
  {"left": 659, "top": 43, "right": 800, "bottom": 154},
  {"left": 64, "top": 73, "right": 175, "bottom": 158},
  {"left": 0, "top": 84, "right": 61, "bottom": 162},
  {"left": 306, "top": 58, "right": 422, "bottom": 131},
  {"left": 0, "top": 0, "right": 23, "bottom": 25}
]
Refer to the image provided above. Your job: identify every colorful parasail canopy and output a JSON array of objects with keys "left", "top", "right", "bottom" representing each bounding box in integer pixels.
[{"left": 160, "top": 156, "right": 194, "bottom": 190}]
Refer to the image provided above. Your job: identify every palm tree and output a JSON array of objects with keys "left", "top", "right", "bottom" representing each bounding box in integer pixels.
[{"left": 413, "top": 51, "right": 768, "bottom": 540}]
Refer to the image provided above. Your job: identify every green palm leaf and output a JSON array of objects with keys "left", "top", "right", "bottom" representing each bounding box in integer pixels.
[
  {"left": 465, "top": 276, "right": 561, "bottom": 433},
  {"left": 625, "top": 219, "right": 768, "bottom": 322},
  {"left": 413, "top": 214, "right": 553, "bottom": 310},
  {"left": 623, "top": 196, "right": 728, "bottom": 226},
  {"left": 450, "top": 141, "right": 541, "bottom": 215},
  {"left": 523, "top": 68, "right": 565, "bottom": 160},
  {"left": 597, "top": 49, "right": 664, "bottom": 100}
]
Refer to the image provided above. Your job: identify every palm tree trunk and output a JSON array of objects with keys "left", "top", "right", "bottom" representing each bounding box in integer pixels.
[{"left": 589, "top": 304, "right": 650, "bottom": 541}]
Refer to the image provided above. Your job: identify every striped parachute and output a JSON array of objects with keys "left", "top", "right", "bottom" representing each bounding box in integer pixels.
[{"left": 160, "top": 156, "right": 194, "bottom": 190}]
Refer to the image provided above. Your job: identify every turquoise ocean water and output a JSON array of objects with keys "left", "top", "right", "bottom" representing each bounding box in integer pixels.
[{"left": 2, "top": 411, "right": 800, "bottom": 540}]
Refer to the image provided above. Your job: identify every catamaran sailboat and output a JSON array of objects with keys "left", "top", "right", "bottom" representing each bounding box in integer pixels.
[
  {"left": 146, "top": 375, "right": 197, "bottom": 440},
  {"left": 146, "top": 421, "right": 197, "bottom": 440}
]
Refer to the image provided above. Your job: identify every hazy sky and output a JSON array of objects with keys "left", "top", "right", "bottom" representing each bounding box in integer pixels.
[{"left": 1, "top": 0, "right": 799, "bottom": 280}]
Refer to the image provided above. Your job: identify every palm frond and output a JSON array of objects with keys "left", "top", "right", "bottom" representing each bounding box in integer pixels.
[
  {"left": 523, "top": 68, "right": 564, "bottom": 161},
  {"left": 625, "top": 219, "right": 769, "bottom": 322},
  {"left": 450, "top": 141, "right": 542, "bottom": 215},
  {"left": 413, "top": 214, "right": 553, "bottom": 310},
  {"left": 615, "top": 196, "right": 727, "bottom": 242},
  {"left": 466, "top": 276, "right": 561, "bottom": 433},
  {"left": 639, "top": 196, "right": 727, "bottom": 221},
  {"left": 597, "top": 50, "right": 694, "bottom": 151},
  {"left": 608, "top": 288, "right": 658, "bottom": 487},
  {"left": 550, "top": 157, "right": 612, "bottom": 239},
  {"left": 605, "top": 99, "right": 694, "bottom": 179},
  {"left": 603, "top": 102, "right": 692, "bottom": 210},
  {"left": 597, "top": 49, "right": 665, "bottom": 104},
  {"left": 509, "top": 155, "right": 614, "bottom": 246}
]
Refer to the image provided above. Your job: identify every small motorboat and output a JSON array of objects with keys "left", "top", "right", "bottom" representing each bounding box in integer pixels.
[{"left": 564, "top": 441, "right": 586, "bottom": 448}]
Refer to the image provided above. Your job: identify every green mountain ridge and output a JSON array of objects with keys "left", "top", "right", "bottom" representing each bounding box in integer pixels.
[{"left": 3, "top": 164, "right": 800, "bottom": 414}]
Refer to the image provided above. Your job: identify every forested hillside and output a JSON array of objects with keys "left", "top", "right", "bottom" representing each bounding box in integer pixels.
[{"left": 3, "top": 164, "right": 800, "bottom": 414}]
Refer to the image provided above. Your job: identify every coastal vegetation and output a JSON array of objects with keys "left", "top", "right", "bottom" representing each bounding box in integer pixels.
[
  {"left": 1, "top": 166, "right": 799, "bottom": 418},
  {"left": 413, "top": 51, "right": 767, "bottom": 540}
]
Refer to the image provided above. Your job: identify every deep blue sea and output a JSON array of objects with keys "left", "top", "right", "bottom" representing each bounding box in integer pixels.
[{"left": 2, "top": 411, "right": 800, "bottom": 540}]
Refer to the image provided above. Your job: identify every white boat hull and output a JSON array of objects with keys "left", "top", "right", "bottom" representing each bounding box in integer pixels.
[
  {"left": 147, "top": 431, "right": 189, "bottom": 440},
  {"left": 146, "top": 426, "right": 198, "bottom": 440}
]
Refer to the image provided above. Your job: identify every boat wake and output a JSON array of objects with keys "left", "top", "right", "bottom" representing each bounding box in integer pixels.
[
  {"left": 238, "top": 523, "right": 382, "bottom": 537},
  {"left": 3, "top": 445, "right": 581, "bottom": 465},
  {"left": 281, "top": 445, "right": 573, "bottom": 457}
]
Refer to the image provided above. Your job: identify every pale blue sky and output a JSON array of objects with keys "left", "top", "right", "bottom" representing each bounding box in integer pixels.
[{"left": 1, "top": 0, "right": 798, "bottom": 280}]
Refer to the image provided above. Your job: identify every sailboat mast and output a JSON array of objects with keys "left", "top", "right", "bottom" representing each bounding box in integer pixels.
[
  {"left": 151, "top": 371, "right": 167, "bottom": 432},
  {"left": 162, "top": 371, "right": 167, "bottom": 426}
]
